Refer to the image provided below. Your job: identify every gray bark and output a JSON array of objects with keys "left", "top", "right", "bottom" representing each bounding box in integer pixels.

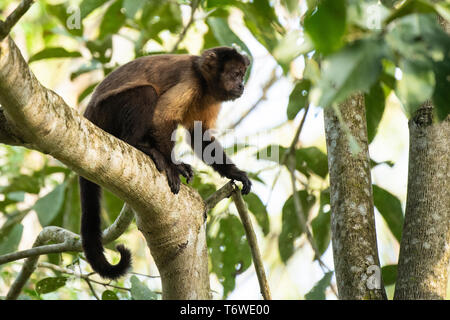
[
  {"left": 324, "top": 94, "right": 386, "bottom": 299},
  {"left": 394, "top": 105, "right": 450, "bottom": 300},
  {"left": 394, "top": 15, "right": 450, "bottom": 301},
  {"left": 0, "top": 36, "right": 211, "bottom": 299}
]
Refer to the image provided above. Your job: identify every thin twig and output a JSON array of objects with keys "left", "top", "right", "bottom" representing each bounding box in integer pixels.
[
  {"left": 170, "top": 0, "right": 200, "bottom": 53},
  {"left": 38, "top": 262, "right": 131, "bottom": 292},
  {"left": 129, "top": 271, "right": 160, "bottom": 279},
  {"left": 265, "top": 104, "right": 310, "bottom": 205},
  {"left": 84, "top": 277, "right": 100, "bottom": 300},
  {"left": 0, "top": 0, "right": 35, "bottom": 40},
  {"left": 231, "top": 184, "right": 271, "bottom": 300}
]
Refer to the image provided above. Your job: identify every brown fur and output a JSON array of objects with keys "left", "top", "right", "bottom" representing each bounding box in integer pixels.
[{"left": 79, "top": 47, "right": 251, "bottom": 279}]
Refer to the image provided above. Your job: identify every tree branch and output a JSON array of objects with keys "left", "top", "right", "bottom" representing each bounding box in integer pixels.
[
  {"left": 0, "top": 36, "right": 210, "bottom": 299},
  {"left": 0, "top": 0, "right": 35, "bottom": 40},
  {"left": 170, "top": 0, "right": 200, "bottom": 53},
  {"left": 205, "top": 181, "right": 234, "bottom": 211},
  {"left": 231, "top": 184, "right": 271, "bottom": 300},
  {"left": 2, "top": 204, "right": 134, "bottom": 300}
]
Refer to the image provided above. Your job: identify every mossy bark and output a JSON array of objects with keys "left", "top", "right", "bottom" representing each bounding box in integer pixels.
[{"left": 324, "top": 94, "right": 386, "bottom": 299}]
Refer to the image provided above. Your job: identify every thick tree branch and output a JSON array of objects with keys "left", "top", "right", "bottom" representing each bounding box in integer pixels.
[{"left": 0, "top": 36, "right": 210, "bottom": 299}]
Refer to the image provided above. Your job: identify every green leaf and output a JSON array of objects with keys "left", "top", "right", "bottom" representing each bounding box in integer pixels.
[
  {"left": 311, "top": 189, "right": 331, "bottom": 258},
  {"left": 237, "top": 0, "right": 283, "bottom": 51},
  {"left": 256, "top": 145, "right": 287, "bottom": 164},
  {"left": 46, "top": 3, "right": 83, "bottom": 37},
  {"left": 102, "top": 290, "right": 119, "bottom": 300},
  {"left": 396, "top": 58, "right": 435, "bottom": 117},
  {"left": 433, "top": 55, "right": 450, "bottom": 120},
  {"left": 140, "top": 1, "right": 182, "bottom": 38},
  {"left": 384, "top": 0, "right": 438, "bottom": 25},
  {"left": 282, "top": 0, "right": 300, "bottom": 13},
  {"left": 208, "top": 215, "right": 252, "bottom": 298},
  {"left": 317, "top": 38, "right": 386, "bottom": 108},
  {"left": 365, "top": 82, "right": 386, "bottom": 143},
  {"left": 34, "top": 183, "right": 67, "bottom": 227},
  {"left": 273, "top": 30, "right": 305, "bottom": 73},
  {"left": 304, "top": 0, "right": 346, "bottom": 55},
  {"left": 99, "top": 0, "right": 126, "bottom": 40},
  {"left": 191, "top": 175, "right": 217, "bottom": 200},
  {"left": 206, "top": 17, "right": 252, "bottom": 70},
  {"left": 385, "top": 13, "right": 450, "bottom": 119},
  {"left": 224, "top": 143, "right": 251, "bottom": 155},
  {"left": 60, "top": 178, "right": 81, "bottom": 233},
  {"left": 287, "top": 80, "right": 311, "bottom": 120},
  {"left": 86, "top": 37, "right": 113, "bottom": 63},
  {"left": 0, "top": 224, "right": 23, "bottom": 255},
  {"left": 372, "top": 185, "right": 404, "bottom": 243},
  {"left": 0, "top": 174, "right": 41, "bottom": 194},
  {"left": 80, "top": 0, "right": 109, "bottom": 19},
  {"left": 28, "top": 47, "right": 82, "bottom": 63},
  {"left": 78, "top": 82, "right": 99, "bottom": 104},
  {"left": 71, "top": 61, "right": 102, "bottom": 81},
  {"left": 123, "top": 0, "right": 146, "bottom": 19},
  {"left": 130, "top": 275, "right": 158, "bottom": 300},
  {"left": 381, "top": 264, "right": 398, "bottom": 286},
  {"left": 305, "top": 271, "right": 333, "bottom": 300},
  {"left": 35, "top": 277, "right": 67, "bottom": 295},
  {"left": 243, "top": 193, "right": 270, "bottom": 236},
  {"left": 103, "top": 188, "right": 124, "bottom": 223},
  {"left": 279, "top": 191, "right": 316, "bottom": 263},
  {"left": 295, "top": 147, "right": 328, "bottom": 178}
]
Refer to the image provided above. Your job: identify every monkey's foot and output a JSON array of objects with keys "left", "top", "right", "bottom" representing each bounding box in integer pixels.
[{"left": 166, "top": 165, "right": 181, "bottom": 194}]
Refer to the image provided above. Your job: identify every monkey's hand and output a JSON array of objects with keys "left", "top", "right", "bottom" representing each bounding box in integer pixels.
[
  {"left": 229, "top": 169, "right": 252, "bottom": 195},
  {"left": 175, "top": 162, "right": 194, "bottom": 184}
]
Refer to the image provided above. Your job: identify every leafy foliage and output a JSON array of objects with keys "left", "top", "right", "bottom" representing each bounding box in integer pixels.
[
  {"left": 305, "top": 272, "right": 333, "bottom": 300},
  {"left": 208, "top": 214, "right": 252, "bottom": 297},
  {"left": 1, "top": 0, "right": 448, "bottom": 300}
]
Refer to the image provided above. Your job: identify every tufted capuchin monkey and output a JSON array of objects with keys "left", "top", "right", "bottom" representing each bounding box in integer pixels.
[{"left": 79, "top": 46, "right": 252, "bottom": 279}]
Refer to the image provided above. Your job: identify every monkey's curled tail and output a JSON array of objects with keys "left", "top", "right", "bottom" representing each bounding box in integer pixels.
[{"left": 79, "top": 176, "right": 131, "bottom": 280}]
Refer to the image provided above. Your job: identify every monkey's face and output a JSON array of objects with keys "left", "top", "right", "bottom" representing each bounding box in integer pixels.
[{"left": 220, "top": 60, "right": 248, "bottom": 101}]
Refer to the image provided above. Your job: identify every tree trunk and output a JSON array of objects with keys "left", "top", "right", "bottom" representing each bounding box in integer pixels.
[
  {"left": 394, "top": 105, "right": 450, "bottom": 300},
  {"left": 394, "top": 15, "right": 450, "bottom": 301},
  {"left": 324, "top": 94, "right": 386, "bottom": 299}
]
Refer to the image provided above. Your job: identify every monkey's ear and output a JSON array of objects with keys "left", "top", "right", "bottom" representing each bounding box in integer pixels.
[{"left": 202, "top": 51, "right": 218, "bottom": 70}]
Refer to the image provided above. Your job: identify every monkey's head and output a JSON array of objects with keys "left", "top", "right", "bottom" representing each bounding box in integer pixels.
[{"left": 197, "top": 47, "right": 251, "bottom": 101}]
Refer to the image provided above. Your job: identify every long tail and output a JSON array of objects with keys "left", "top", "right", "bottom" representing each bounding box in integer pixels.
[{"left": 79, "top": 176, "right": 131, "bottom": 280}]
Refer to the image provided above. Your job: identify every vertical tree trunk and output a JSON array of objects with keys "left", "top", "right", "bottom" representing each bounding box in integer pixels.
[
  {"left": 394, "top": 104, "right": 450, "bottom": 300},
  {"left": 394, "top": 15, "right": 450, "bottom": 301},
  {"left": 324, "top": 94, "right": 386, "bottom": 299}
]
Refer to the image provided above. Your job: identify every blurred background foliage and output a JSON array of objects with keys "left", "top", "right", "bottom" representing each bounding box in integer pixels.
[{"left": 0, "top": 0, "right": 448, "bottom": 300}]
